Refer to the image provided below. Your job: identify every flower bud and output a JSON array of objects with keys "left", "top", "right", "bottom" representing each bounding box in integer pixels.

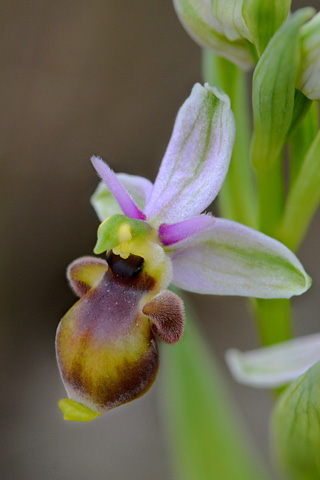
[
  {"left": 173, "top": 0, "right": 254, "bottom": 69},
  {"left": 251, "top": 8, "right": 314, "bottom": 169},
  {"left": 272, "top": 360, "right": 320, "bottom": 479},
  {"left": 298, "top": 12, "right": 320, "bottom": 101}
]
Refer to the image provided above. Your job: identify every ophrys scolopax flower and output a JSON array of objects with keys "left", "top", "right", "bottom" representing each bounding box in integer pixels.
[{"left": 56, "top": 84, "right": 311, "bottom": 421}]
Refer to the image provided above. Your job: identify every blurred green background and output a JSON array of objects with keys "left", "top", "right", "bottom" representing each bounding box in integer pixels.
[{"left": 1, "top": 1, "right": 319, "bottom": 479}]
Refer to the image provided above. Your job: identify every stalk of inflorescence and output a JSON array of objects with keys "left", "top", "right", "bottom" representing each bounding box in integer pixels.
[
  {"left": 250, "top": 9, "right": 316, "bottom": 347},
  {"left": 202, "top": 49, "right": 293, "bottom": 348},
  {"left": 202, "top": 50, "right": 257, "bottom": 230}
]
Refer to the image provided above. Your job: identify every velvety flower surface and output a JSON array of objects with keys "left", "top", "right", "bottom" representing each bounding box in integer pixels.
[
  {"left": 57, "top": 253, "right": 184, "bottom": 420},
  {"left": 56, "top": 83, "right": 311, "bottom": 421}
]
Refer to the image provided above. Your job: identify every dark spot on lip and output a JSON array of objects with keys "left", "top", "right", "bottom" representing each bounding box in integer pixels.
[{"left": 107, "top": 250, "right": 145, "bottom": 282}]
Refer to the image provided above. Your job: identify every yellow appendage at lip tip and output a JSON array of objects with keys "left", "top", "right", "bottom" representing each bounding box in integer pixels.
[{"left": 58, "top": 398, "right": 101, "bottom": 422}]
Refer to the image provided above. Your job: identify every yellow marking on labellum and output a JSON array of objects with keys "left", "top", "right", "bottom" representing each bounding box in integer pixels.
[
  {"left": 59, "top": 312, "right": 151, "bottom": 378},
  {"left": 57, "top": 310, "right": 155, "bottom": 414},
  {"left": 75, "top": 263, "right": 108, "bottom": 289},
  {"left": 58, "top": 398, "right": 101, "bottom": 422}
]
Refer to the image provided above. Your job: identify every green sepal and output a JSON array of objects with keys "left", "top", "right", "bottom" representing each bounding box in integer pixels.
[
  {"left": 58, "top": 398, "right": 101, "bottom": 422},
  {"left": 94, "top": 214, "right": 150, "bottom": 254},
  {"left": 272, "top": 361, "right": 320, "bottom": 480},
  {"left": 242, "top": 0, "right": 291, "bottom": 57},
  {"left": 251, "top": 8, "right": 315, "bottom": 171},
  {"left": 90, "top": 181, "right": 123, "bottom": 220}
]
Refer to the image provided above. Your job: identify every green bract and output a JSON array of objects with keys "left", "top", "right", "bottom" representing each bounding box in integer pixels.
[
  {"left": 279, "top": 131, "right": 320, "bottom": 251},
  {"left": 242, "top": 0, "right": 291, "bottom": 56},
  {"left": 251, "top": 8, "right": 315, "bottom": 170},
  {"left": 272, "top": 361, "right": 320, "bottom": 480}
]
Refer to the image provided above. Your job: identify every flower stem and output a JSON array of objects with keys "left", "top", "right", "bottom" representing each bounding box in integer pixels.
[
  {"left": 203, "top": 49, "right": 293, "bottom": 348},
  {"left": 252, "top": 142, "right": 293, "bottom": 347},
  {"left": 254, "top": 154, "right": 285, "bottom": 238},
  {"left": 202, "top": 50, "right": 257, "bottom": 228},
  {"left": 253, "top": 298, "right": 293, "bottom": 347}
]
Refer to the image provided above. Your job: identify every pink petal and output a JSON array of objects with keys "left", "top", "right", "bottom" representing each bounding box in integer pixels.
[
  {"left": 158, "top": 215, "right": 216, "bottom": 246},
  {"left": 91, "top": 156, "right": 146, "bottom": 220},
  {"left": 91, "top": 174, "right": 153, "bottom": 222}
]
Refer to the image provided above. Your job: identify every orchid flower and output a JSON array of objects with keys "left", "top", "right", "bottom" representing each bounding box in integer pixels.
[
  {"left": 56, "top": 83, "right": 311, "bottom": 422},
  {"left": 226, "top": 333, "right": 320, "bottom": 389}
]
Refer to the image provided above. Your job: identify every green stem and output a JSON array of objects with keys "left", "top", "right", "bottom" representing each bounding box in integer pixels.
[
  {"left": 254, "top": 154, "right": 285, "bottom": 237},
  {"left": 253, "top": 298, "right": 293, "bottom": 347},
  {"left": 202, "top": 49, "right": 257, "bottom": 228},
  {"left": 253, "top": 155, "right": 293, "bottom": 347},
  {"left": 203, "top": 50, "right": 293, "bottom": 347}
]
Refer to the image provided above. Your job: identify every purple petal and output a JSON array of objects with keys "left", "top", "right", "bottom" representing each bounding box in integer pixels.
[
  {"left": 158, "top": 215, "right": 216, "bottom": 246},
  {"left": 91, "top": 174, "right": 153, "bottom": 222},
  {"left": 144, "top": 84, "right": 235, "bottom": 224},
  {"left": 169, "top": 217, "right": 311, "bottom": 298},
  {"left": 91, "top": 156, "right": 146, "bottom": 220}
]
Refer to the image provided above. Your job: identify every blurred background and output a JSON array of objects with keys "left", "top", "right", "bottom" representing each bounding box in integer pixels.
[{"left": 1, "top": 1, "right": 319, "bottom": 479}]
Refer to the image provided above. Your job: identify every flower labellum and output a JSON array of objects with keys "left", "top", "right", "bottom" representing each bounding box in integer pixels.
[
  {"left": 57, "top": 83, "right": 311, "bottom": 421},
  {"left": 56, "top": 216, "right": 184, "bottom": 421}
]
